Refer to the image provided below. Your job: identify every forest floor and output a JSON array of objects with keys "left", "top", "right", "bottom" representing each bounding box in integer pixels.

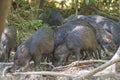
[{"left": 0, "top": 59, "right": 120, "bottom": 80}]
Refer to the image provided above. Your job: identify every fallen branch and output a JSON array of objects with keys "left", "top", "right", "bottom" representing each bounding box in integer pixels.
[
  {"left": 53, "top": 60, "right": 107, "bottom": 71},
  {"left": 73, "top": 47, "right": 120, "bottom": 80},
  {"left": 11, "top": 71, "right": 76, "bottom": 78},
  {"left": 2, "top": 62, "right": 55, "bottom": 76},
  {"left": 95, "top": 72, "right": 120, "bottom": 78},
  {"left": 2, "top": 66, "right": 12, "bottom": 77},
  {"left": 66, "top": 60, "right": 107, "bottom": 67},
  {"left": 0, "top": 62, "right": 13, "bottom": 65}
]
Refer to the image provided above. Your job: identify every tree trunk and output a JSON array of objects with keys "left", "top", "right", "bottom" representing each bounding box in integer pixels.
[
  {"left": 119, "top": 0, "right": 120, "bottom": 22},
  {"left": 0, "top": 0, "right": 12, "bottom": 40},
  {"left": 34, "top": 0, "right": 41, "bottom": 19},
  {"left": 39, "top": 0, "right": 44, "bottom": 9},
  {"left": 75, "top": 0, "right": 78, "bottom": 15}
]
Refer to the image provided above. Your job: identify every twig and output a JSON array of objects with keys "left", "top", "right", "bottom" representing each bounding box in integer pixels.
[
  {"left": 53, "top": 60, "right": 107, "bottom": 71},
  {"left": 2, "top": 66, "right": 12, "bottom": 77},
  {"left": 11, "top": 71, "right": 76, "bottom": 78},
  {"left": 40, "top": 62, "right": 55, "bottom": 68},
  {"left": 0, "top": 62, "right": 13, "bottom": 65}
]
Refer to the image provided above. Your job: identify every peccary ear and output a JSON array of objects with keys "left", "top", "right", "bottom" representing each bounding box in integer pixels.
[
  {"left": 21, "top": 45, "right": 26, "bottom": 53},
  {"left": 21, "top": 47, "right": 26, "bottom": 53},
  {"left": 104, "top": 31, "right": 112, "bottom": 42}
]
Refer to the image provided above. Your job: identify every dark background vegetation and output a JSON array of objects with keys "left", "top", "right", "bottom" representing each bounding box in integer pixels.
[{"left": 8, "top": 0, "right": 119, "bottom": 45}]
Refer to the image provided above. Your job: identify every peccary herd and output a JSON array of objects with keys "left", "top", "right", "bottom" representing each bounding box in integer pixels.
[{"left": 0, "top": 15, "right": 120, "bottom": 71}]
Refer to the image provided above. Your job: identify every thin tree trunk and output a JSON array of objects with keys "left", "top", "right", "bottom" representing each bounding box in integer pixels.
[
  {"left": 119, "top": 0, "right": 120, "bottom": 22},
  {"left": 39, "top": 0, "right": 44, "bottom": 9},
  {"left": 30, "top": 0, "right": 40, "bottom": 20},
  {"left": 75, "top": 0, "right": 78, "bottom": 15},
  {"left": 0, "top": 0, "right": 12, "bottom": 40},
  {"left": 34, "top": 0, "right": 41, "bottom": 19}
]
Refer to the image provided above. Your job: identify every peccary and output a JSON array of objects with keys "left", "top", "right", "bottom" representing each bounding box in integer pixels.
[
  {"left": 87, "top": 15, "right": 119, "bottom": 56},
  {"left": 38, "top": 9, "right": 63, "bottom": 27},
  {"left": 87, "top": 15, "right": 120, "bottom": 45},
  {"left": 0, "top": 26, "right": 17, "bottom": 62},
  {"left": 53, "top": 25, "right": 101, "bottom": 66},
  {"left": 54, "top": 18, "right": 96, "bottom": 48},
  {"left": 67, "top": 15, "right": 118, "bottom": 57},
  {"left": 13, "top": 27, "right": 54, "bottom": 71}
]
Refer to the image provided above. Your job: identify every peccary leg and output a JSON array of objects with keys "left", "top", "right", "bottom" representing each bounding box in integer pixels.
[
  {"left": 97, "top": 49, "right": 101, "bottom": 59},
  {"left": 64, "top": 52, "right": 71, "bottom": 65},
  {"left": 80, "top": 51, "right": 87, "bottom": 60},
  {"left": 8, "top": 48, "right": 11, "bottom": 61},
  {"left": 85, "top": 51, "right": 92, "bottom": 60},
  {"left": 92, "top": 51, "right": 97, "bottom": 59},
  {"left": 93, "top": 50, "right": 101, "bottom": 59},
  {"left": 5, "top": 48, "right": 9, "bottom": 62},
  {"left": 60, "top": 53, "right": 70, "bottom": 66},
  {"left": 74, "top": 48, "right": 81, "bottom": 61},
  {"left": 34, "top": 56, "right": 41, "bottom": 71}
]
